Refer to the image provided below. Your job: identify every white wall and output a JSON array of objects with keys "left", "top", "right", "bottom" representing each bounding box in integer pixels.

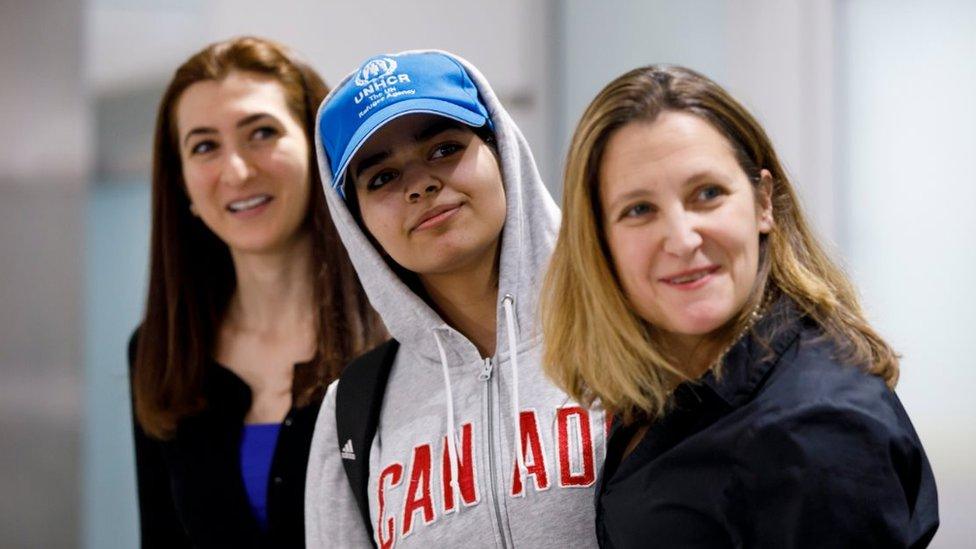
[
  {"left": 839, "top": 1, "right": 976, "bottom": 546},
  {"left": 0, "top": 2, "right": 86, "bottom": 547},
  {"left": 558, "top": 0, "right": 837, "bottom": 239}
]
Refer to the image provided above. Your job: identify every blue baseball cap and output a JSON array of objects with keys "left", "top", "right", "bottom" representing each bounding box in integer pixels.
[{"left": 319, "top": 51, "right": 491, "bottom": 198}]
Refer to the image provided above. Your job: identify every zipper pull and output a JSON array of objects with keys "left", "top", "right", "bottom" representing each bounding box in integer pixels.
[{"left": 479, "top": 357, "right": 493, "bottom": 381}]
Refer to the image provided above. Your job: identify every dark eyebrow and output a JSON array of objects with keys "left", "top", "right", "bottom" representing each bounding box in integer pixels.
[
  {"left": 606, "top": 169, "right": 730, "bottom": 213},
  {"left": 414, "top": 119, "right": 465, "bottom": 142},
  {"left": 237, "top": 112, "right": 274, "bottom": 128},
  {"left": 353, "top": 150, "right": 391, "bottom": 181},
  {"left": 606, "top": 188, "right": 652, "bottom": 215},
  {"left": 183, "top": 127, "right": 216, "bottom": 147},
  {"left": 683, "top": 170, "right": 729, "bottom": 188},
  {"left": 182, "top": 113, "right": 276, "bottom": 147},
  {"left": 352, "top": 120, "right": 467, "bottom": 182}
]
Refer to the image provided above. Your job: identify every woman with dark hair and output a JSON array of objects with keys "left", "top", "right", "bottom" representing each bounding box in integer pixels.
[
  {"left": 304, "top": 50, "right": 605, "bottom": 548},
  {"left": 129, "top": 36, "right": 384, "bottom": 548},
  {"left": 542, "top": 65, "right": 939, "bottom": 547}
]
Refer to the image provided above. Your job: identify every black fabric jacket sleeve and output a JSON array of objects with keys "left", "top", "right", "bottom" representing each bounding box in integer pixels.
[
  {"left": 729, "top": 401, "right": 939, "bottom": 548},
  {"left": 128, "top": 331, "right": 193, "bottom": 548}
]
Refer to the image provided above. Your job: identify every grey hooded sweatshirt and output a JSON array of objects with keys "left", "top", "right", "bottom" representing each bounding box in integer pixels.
[{"left": 305, "top": 51, "right": 606, "bottom": 548}]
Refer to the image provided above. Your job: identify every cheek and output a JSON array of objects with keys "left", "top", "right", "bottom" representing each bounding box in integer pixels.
[
  {"left": 484, "top": 180, "right": 507, "bottom": 229},
  {"left": 607, "top": 226, "right": 652, "bottom": 290},
  {"left": 181, "top": 165, "right": 216, "bottom": 205},
  {"left": 471, "top": 148, "right": 504, "bottom": 196},
  {"left": 359, "top": 196, "right": 402, "bottom": 251},
  {"left": 267, "top": 147, "right": 310, "bottom": 189}
]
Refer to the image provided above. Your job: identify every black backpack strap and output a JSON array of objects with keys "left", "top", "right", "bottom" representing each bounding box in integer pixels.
[{"left": 335, "top": 339, "right": 399, "bottom": 546}]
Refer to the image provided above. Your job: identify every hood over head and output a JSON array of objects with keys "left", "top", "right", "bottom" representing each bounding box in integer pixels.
[{"left": 314, "top": 49, "right": 559, "bottom": 368}]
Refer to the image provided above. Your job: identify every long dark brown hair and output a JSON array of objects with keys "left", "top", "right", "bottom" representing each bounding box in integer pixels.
[{"left": 133, "top": 36, "right": 385, "bottom": 439}]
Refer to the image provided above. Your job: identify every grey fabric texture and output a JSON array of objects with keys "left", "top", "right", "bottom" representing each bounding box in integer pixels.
[{"left": 305, "top": 50, "right": 605, "bottom": 548}]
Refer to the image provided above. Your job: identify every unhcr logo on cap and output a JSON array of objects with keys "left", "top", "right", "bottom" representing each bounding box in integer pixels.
[{"left": 355, "top": 57, "right": 397, "bottom": 87}]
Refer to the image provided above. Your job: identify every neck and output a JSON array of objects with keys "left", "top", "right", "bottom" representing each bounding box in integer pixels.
[
  {"left": 664, "top": 333, "right": 720, "bottom": 381},
  {"left": 225, "top": 232, "right": 315, "bottom": 335},
  {"left": 665, "top": 303, "right": 765, "bottom": 381},
  {"left": 419, "top": 246, "right": 501, "bottom": 357}
]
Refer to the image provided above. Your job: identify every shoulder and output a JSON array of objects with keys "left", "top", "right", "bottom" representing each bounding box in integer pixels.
[
  {"left": 735, "top": 357, "right": 926, "bottom": 496},
  {"left": 308, "top": 378, "right": 340, "bottom": 454},
  {"left": 740, "top": 321, "right": 926, "bottom": 468},
  {"left": 759, "top": 324, "right": 904, "bottom": 427},
  {"left": 344, "top": 339, "right": 399, "bottom": 373},
  {"left": 738, "top": 396, "right": 913, "bottom": 473},
  {"left": 728, "top": 363, "right": 938, "bottom": 545},
  {"left": 335, "top": 339, "right": 399, "bottom": 396}
]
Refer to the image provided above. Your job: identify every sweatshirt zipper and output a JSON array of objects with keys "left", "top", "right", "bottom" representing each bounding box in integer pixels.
[{"left": 481, "top": 357, "right": 510, "bottom": 549}]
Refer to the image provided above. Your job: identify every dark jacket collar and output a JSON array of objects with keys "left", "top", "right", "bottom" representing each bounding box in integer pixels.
[{"left": 695, "top": 295, "right": 805, "bottom": 409}]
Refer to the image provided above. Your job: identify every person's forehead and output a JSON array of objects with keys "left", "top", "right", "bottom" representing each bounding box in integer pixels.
[
  {"left": 176, "top": 71, "right": 292, "bottom": 131},
  {"left": 352, "top": 114, "right": 470, "bottom": 163},
  {"left": 605, "top": 115, "right": 737, "bottom": 173}
]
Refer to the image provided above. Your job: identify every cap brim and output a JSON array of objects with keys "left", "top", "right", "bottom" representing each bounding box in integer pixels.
[{"left": 332, "top": 98, "right": 488, "bottom": 196}]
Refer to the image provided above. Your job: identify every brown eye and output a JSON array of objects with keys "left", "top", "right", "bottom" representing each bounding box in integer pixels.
[
  {"left": 621, "top": 202, "right": 653, "bottom": 220},
  {"left": 430, "top": 142, "right": 463, "bottom": 160},
  {"left": 366, "top": 170, "right": 399, "bottom": 191},
  {"left": 251, "top": 126, "right": 279, "bottom": 141},
  {"left": 695, "top": 185, "right": 725, "bottom": 202},
  {"left": 190, "top": 140, "right": 217, "bottom": 156}
]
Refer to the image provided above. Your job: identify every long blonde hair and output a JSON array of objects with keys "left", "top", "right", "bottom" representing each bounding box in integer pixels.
[{"left": 542, "top": 65, "right": 898, "bottom": 424}]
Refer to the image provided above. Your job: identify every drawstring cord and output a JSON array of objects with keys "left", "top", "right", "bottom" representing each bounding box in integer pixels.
[
  {"left": 433, "top": 330, "right": 462, "bottom": 498},
  {"left": 435, "top": 294, "right": 524, "bottom": 498},
  {"left": 503, "top": 295, "right": 526, "bottom": 478}
]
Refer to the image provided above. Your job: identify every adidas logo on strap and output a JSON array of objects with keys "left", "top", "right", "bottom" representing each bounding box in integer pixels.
[{"left": 341, "top": 439, "right": 356, "bottom": 460}]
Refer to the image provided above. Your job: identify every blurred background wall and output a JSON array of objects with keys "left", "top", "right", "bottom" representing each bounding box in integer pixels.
[{"left": 0, "top": 0, "right": 972, "bottom": 547}]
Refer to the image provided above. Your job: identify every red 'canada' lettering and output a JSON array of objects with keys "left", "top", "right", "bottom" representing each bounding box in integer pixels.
[
  {"left": 442, "top": 423, "right": 479, "bottom": 512},
  {"left": 511, "top": 409, "right": 550, "bottom": 496},
  {"left": 402, "top": 445, "right": 435, "bottom": 536},
  {"left": 556, "top": 406, "right": 596, "bottom": 487},
  {"left": 372, "top": 408, "right": 605, "bottom": 542},
  {"left": 377, "top": 463, "right": 404, "bottom": 549}
]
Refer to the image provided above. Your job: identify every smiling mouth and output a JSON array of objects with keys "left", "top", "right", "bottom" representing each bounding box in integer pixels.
[
  {"left": 227, "top": 195, "right": 273, "bottom": 213},
  {"left": 661, "top": 266, "right": 721, "bottom": 285}
]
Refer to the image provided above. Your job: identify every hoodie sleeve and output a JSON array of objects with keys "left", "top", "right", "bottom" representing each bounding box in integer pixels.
[
  {"left": 305, "top": 380, "right": 376, "bottom": 548},
  {"left": 727, "top": 400, "right": 939, "bottom": 548}
]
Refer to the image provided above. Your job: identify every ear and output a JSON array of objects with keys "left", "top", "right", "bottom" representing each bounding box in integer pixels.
[
  {"left": 189, "top": 202, "right": 200, "bottom": 217},
  {"left": 756, "top": 169, "right": 774, "bottom": 234}
]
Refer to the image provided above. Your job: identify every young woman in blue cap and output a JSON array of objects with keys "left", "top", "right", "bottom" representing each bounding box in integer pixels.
[
  {"left": 305, "top": 51, "right": 606, "bottom": 548},
  {"left": 542, "top": 65, "right": 938, "bottom": 548},
  {"left": 129, "top": 37, "right": 384, "bottom": 548}
]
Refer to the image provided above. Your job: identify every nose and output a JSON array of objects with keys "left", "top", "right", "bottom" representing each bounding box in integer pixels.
[
  {"left": 662, "top": 210, "right": 703, "bottom": 257},
  {"left": 403, "top": 163, "right": 442, "bottom": 203},
  {"left": 219, "top": 150, "right": 253, "bottom": 187}
]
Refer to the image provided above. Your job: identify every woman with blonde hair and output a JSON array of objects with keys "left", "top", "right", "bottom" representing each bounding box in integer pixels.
[{"left": 543, "top": 65, "right": 938, "bottom": 547}]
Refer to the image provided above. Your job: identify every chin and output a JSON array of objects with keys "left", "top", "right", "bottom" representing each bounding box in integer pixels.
[
  {"left": 659, "top": 302, "right": 736, "bottom": 337},
  {"left": 405, "top": 239, "right": 492, "bottom": 276},
  {"left": 667, "top": 317, "right": 725, "bottom": 337},
  {"left": 224, "top": 232, "right": 292, "bottom": 255}
]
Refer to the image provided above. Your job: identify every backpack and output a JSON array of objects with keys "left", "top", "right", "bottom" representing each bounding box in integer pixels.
[{"left": 335, "top": 339, "right": 400, "bottom": 546}]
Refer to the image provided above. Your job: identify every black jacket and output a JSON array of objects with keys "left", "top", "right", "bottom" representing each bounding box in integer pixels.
[
  {"left": 129, "top": 333, "right": 320, "bottom": 548},
  {"left": 596, "top": 298, "right": 939, "bottom": 548}
]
